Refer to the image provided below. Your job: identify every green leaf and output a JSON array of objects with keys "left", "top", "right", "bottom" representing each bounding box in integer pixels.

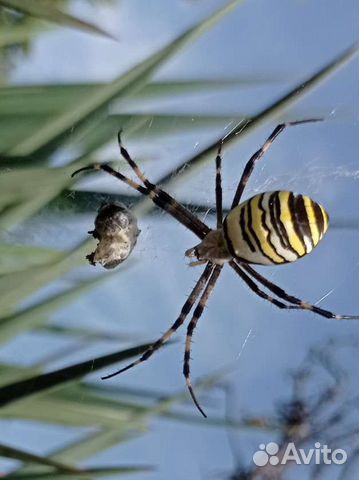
[
  {"left": 0, "top": 343, "right": 152, "bottom": 407},
  {"left": 4, "top": 0, "right": 245, "bottom": 159},
  {"left": 0, "top": 0, "right": 115, "bottom": 40},
  {"left": 6, "top": 466, "right": 153, "bottom": 479},
  {"left": 2, "top": 394, "right": 139, "bottom": 428},
  {"left": 0, "top": 165, "right": 76, "bottom": 229},
  {"left": 0, "top": 243, "right": 60, "bottom": 274},
  {"left": 34, "top": 430, "right": 145, "bottom": 471},
  {"left": 0, "top": 443, "right": 79, "bottom": 474},
  {"left": 0, "top": 364, "right": 41, "bottom": 387},
  {"left": 2, "top": 374, "right": 272, "bottom": 431},
  {"left": 37, "top": 325, "right": 141, "bottom": 343},
  {"left": 0, "top": 273, "right": 113, "bottom": 345},
  {"left": 65, "top": 112, "right": 249, "bottom": 160},
  {"left": 0, "top": 115, "right": 47, "bottom": 154},
  {"left": 0, "top": 23, "right": 40, "bottom": 48},
  {"left": 0, "top": 240, "right": 90, "bottom": 316},
  {"left": 0, "top": 79, "right": 274, "bottom": 117}
]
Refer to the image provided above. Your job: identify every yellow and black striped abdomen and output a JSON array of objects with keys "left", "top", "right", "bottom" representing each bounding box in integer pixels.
[{"left": 223, "top": 191, "right": 329, "bottom": 265}]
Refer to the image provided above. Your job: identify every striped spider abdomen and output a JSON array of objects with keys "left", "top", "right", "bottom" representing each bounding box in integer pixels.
[{"left": 223, "top": 191, "right": 329, "bottom": 266}]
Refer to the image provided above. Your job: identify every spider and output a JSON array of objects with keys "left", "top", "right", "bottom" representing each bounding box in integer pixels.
[{"left": 72, "top": 119, "right": 358, "bottom": 417}]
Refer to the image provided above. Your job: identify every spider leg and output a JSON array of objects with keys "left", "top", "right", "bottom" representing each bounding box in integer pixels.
[
  {"left": 183, "top": 264, "right": 223, "bottom": 418},
  {"left": 240, "top": 263, "right": 359, "bottom": 320},
  {"left": 231, "top": 118, "right": 323, "bottom": 208},
  {"left": 230, "top": 261, "right": 302, "bottom": 311},
  {"left": 215, "top": 140, "right": 223, "bottom": 228},
  {"left": 72, "top": 163, "right": 149, "bottom": 195},
  {"left": 101, "top": 262, "right": 215, "bottom": 380},
  {"left": 117, "top": 131, "right": 210, "bottom": 239},
  {"left": 72, "top": 162, "right": 208, "bottom": 239}
]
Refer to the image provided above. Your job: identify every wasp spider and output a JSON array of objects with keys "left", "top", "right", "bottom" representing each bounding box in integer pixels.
[{"left": 72, "top": 119, "right": 358, "bottom": 417}]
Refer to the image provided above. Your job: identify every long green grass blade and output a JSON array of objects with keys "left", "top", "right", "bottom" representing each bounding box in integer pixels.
[
  {"left": 5, "top": 0, "right": 245, "bottom": 159},
  {"left": 0, "top": 273, "right": 113, "bottom": 345},
  {"left": 2, "top": 374, "right": 273, "bottom": 431},
  {"left": 0, "top": 444, "right": 79, "bottom": 474},
  {"left": 2, "top": 395, "right": 139, "bottom": 428},
  {"left": 37, "top": 325, "right": 141, "bottom": 343},
  {"left": 89, "top": 112, "right": 248, "bottom": 139},
  {"left": 0, "top": 343, "right": 152, "bottom": 407},
  {"left": 2, "top": 361, "right": 217, "bottom": 429},
  {"left": 0, "top": 23, "right": 40, "bottom": 48},
  {"left": 0, "top": 364, "right": 41, "bottom": 387},
  {"left": 0, "top": 0, "right": 115, "bottom": 40},
  {"left": 0, "top": 244, "right": 60, "bottom": 274},
  {"left": 0, "top": 107, "right": 240, "bottom": 163},
  {"left": 0, "top": 239, "right": 90, "bottom": 315},
  {"left": 36, "top": 430, "right": 144, "bottom": 471},
  {"left": 0, "top": 165, "right": 76, "bottom": 229},
  {"left": 6, "top": 466, "right": 152, "bottom": 479},
  {"left": 66, "top": 112, "right": 249, "bottom": 160},
  {"left": 0, "top": 79, "right": 273, "bottom": 116}
]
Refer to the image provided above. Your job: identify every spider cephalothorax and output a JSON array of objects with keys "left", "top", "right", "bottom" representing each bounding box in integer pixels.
[
  {"left": 72, "top": 120, "right": 358, "bottom": 418},
  {"left": 185, "top": 228, "right": 231, "bottom": 266}
]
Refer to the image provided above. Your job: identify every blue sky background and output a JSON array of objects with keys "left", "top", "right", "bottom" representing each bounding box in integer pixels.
[{"left": 1, "top": 0, "right": 358, "bottom": 479}]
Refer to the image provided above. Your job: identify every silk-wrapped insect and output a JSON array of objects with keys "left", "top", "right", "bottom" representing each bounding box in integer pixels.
[{"left": 87, "top": 202, "right": 140, "bottom": 269}]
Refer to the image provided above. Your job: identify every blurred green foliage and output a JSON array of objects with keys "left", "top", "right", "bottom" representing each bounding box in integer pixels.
[{"left": 0, "top": 0, "right": 357, "bottom": 476}]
